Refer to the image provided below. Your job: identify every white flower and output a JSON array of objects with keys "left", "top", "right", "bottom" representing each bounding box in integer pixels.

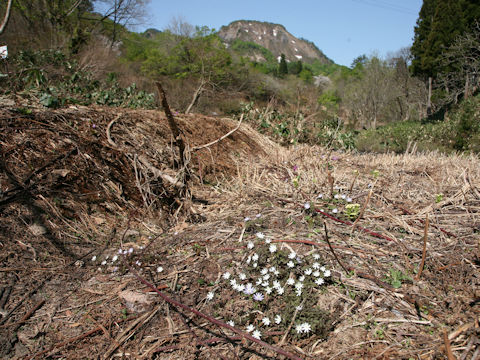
[
  {"left": 304, "top": 268, "right": 312, "bottom": 275},
  {"left": 304, "top": 202, "right": 311, "bottom": 210},
  {"left": 287, "top": 261, "right": 295, "bottom": 268},
  {"left": 334, "top": 194, "right": 340, "bottom": 199},
  {"left": 223, "top": 272, "right": 231, "bottom": 280},
  {"left": 317, "top": 193, "right": 324, "bottom": 199},
  {"left": 255, "top": 278, "right": 262, "bottom": 285},
  {"left": 296, "top": 289, "right": 302, "bottom": 296},
  {"left": 128, "top": 247, "right": 134, "bottom": 254},
  {"left": 286, "top": 278, "right": 295, "bottom": 286},
  {"left": 262, "top": 317, "right": 271, "bottom": 326},
  {"left": 312, "top": 262, "right": 320, "bottom": 269},
  {"left": 252, "top": 329, "right": 262, "bottom": 339},
  {"left": 246, "top": 324, "right": 255, "bottom": 332},
  {"left": 101, "top": 260, "right": 107, "bottom": 265},
  {"left": 157, "top": 266, "right": 164, "bottom": 273},
  {"left": 323, "top": 269, "right": 331, "bottom": 277},
  {"left": 91, "top": 255, "right": 97, "bottom": 262},
  {"left": 295, "top": 282, "right": 304, "bottom": 290},
  {"left": 135, "top": 260, "right": 141, "bottom": 266},
  {"left": 320, "top": 266, "right": 326, "bottom": 272},
  {"left": 341, "top": 194, "right": 347, "bottom": 199},
  {"left": 263, "top": 273, "right": 271, "bottom": 280},
  {"left": 239, "top": 273, "right": 247, "bottom": 280},
  {"left": 230, "top": 279, "right": 237, "bottom": 287},
  {"left": 256, "top": 232, "right": 265, "bottom": 239},
  {"left": 302, "top": 322, "right": 312, "bottom": 333},
  {"left": 299, "top": 275, "right": 305, "bottom": 282},
  {"left": 112, "top": 255, "right": 118, "bottom": 262},
  {"left": 252, "top": 253, "right": 259, "bottom": 262},
  {"left": 246, "top": 256, "right": 251, "bottom": 264},
  {"left": 206, "top": 292, "right": 214, "bottom": 301},
  {"left": 227, "top": 320, "right": 235, "bottom": 327},
  {"left": 244, "top": 283, "right": 256, "bottom": 295},
  {"left": 260, "top": 268, "right": 268, "bottom": 275},
  {"left": 296, "top": 305, "right": 303, "bottom": 311},
  {"left": 247, "top": 241, "right": 254, "bottom": 249},
  {"left": 253, "top": 292, "right": 264, "bottom": 301},
  {"left": 313, "top": 253, "right": 320, "bottom": 260},
  {"left": 244, "top": 217, "right": 251, "bottom": 222},
  {"left": 272, "top": 280, "right": 281, "bottom": 289},
  {"left": 269, "top": 244, "right": 277, "bottom": 253},
  {"left": 123, "top": 249, "right": 128, "bottom": 255},
  {"left": 276, "top": 287, "right": 285, "bottom": 295},
  {"left": 288, "top": 252, "right": 297, "bottom": 259},
  {"left": 295, "top": 322, "right": 312, "bottom": 334},
  {"left": 313, "top": 270, "right": 321, "bottom": 277},
  {"left": 236, "top": 284, "right": 245, "bottom": 292},
  {"left": 265, "top": 238, "right": 271, "bottom": 244},
  {"left": 253, "top": 263, "right": 258, "bottom": 268},
  {"left": 347, "top": 197, "right": 352, "bottom": 202},
  {"left": 332, "top": 208, "right": 338, "bottom": 214},
  {"left": 265, "top": 286, "right": 272, "bottom": 294},
  {"left": 273, "top": 270, "right": 280, "bottom": 276},
  {"left": 275, "top": 315, "right": 282, "bottom": 324},
  {"left": 315, "top": 278, "right": 325, "bottom": 286},
  {"left": 256, "top": 213, "right": 262, "bottom": 218},
  {"left": 118, "top": 249, "right": 123, "bottom": 254}
]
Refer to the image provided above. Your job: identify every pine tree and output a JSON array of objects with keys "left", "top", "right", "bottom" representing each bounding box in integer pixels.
[{"left": 278, "top": 53, "right": 288, "bottom": 76}]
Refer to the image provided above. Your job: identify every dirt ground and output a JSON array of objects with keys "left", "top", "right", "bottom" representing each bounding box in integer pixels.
[{"left": 0, "top": 104, "right": 479, "bottom": 359}]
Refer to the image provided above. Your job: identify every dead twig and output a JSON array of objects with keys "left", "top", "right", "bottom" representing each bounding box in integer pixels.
[
  {"left": 192, "top": 114, "right": 244, "bottom": 151},
  {"left": 415, "top": 214, "right": 429, "bottom": 281},
  {"left": 351, "top": 189, "right": 373, "bottom": 231},
  {"left": 323, "top": 222, "right": 350, "bottom": 274},
  {"left": 443, "top": 328, "right": 457, "bottom": 360}
]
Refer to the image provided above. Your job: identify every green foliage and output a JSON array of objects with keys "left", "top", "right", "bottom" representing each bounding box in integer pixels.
[
  {"left": 384, "top": 268, "right": 411, "bottom": 289},
  {"left": 354, "top": 94, "right": 480, "bottom": 153},
  {"left": 2, "top": 49, "right": 155, "bottom": 109},
  {"left": 230, "top": 39, "right": 275, "bottom": 63},
  {"left": 278, "top": 54, "right": 288, "bottom": 77}
]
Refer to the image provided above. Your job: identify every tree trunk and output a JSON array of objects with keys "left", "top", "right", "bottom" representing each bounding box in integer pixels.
[
  {"left": 427, "top": 77, "right": 432, "bottom": 117},
  {"left": 464, "top": 74, "right": 470, "bottom": 99},
  {"left": 0, "top": 0, "right": 13, "bottom": 34}
]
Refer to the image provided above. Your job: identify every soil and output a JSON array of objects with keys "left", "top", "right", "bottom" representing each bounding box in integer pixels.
[{"left": 0, "top": 104, "right": 479, "bottom": 359}]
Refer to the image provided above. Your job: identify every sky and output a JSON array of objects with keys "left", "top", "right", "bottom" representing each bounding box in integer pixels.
[{"left": 136, "top": 0, "right": 423, "bottom": 67}]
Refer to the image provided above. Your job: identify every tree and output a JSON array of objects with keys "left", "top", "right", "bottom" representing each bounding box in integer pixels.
[
  {"left": 438, "top": 23, "right": 480, "bottom": 103},
  {"left": 95, "top": 0, "right": 150, "bottom": 46},
  {"left": 142, "top": 27, "right": 233, "bottom": 113},
  {"left": 278, "top": 53, "right": 288, "bottom": 77},
  {"left": 4, "top": 0, "right": 94, "bottom": 50},
  {"left": 411, "top": 0, "right": 480, "bottom": 114}
]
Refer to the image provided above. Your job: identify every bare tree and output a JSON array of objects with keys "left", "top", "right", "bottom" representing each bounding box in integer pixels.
[
  {"left": 165, "top": 15, "right": 195, "bottom": 38},
  {"left": 0, "top": 0, "right": 13, "bottom": 34},
  {"left": 95, "top": 0, "right": 150, "bottom": 46},
  {"left": 438, "top": 23, "right": 480, "bottom": 104}
]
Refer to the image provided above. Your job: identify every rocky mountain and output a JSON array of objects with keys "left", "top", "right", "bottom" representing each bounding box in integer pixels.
[{"left": 218, "top": 20, "right": 332, "bottom": 65}]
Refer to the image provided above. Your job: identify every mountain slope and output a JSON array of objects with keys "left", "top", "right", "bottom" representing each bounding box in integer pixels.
[{"left": 218, "top": 20, "right": 332, "bottom": 64}]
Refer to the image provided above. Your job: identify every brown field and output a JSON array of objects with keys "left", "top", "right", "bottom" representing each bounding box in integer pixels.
[{"left": 1, "top": 105, "right": 479, "bottom": 359}]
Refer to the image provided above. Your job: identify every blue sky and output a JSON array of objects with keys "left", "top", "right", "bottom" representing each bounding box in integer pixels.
[{"left": 137, "top": 0, "right": 423, "bottom": 67}]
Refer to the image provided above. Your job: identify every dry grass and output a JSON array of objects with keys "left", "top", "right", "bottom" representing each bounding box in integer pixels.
[{"left": 0, "top": 104, "right": 479, "bottom": 359}]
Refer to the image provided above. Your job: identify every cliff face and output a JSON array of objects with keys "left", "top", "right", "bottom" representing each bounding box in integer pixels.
[{"left": 218, "top": 20, "right": 331, "bottom": 64}]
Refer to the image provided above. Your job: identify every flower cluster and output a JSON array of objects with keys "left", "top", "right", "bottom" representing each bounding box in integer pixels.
[{"left": 213, "top": 231, "right": 332, "bottom": 340}]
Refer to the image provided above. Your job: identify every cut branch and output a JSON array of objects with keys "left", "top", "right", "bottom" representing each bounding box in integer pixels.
[{"left": 192, "top": 114, "right": 244, "bottom": 151}]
